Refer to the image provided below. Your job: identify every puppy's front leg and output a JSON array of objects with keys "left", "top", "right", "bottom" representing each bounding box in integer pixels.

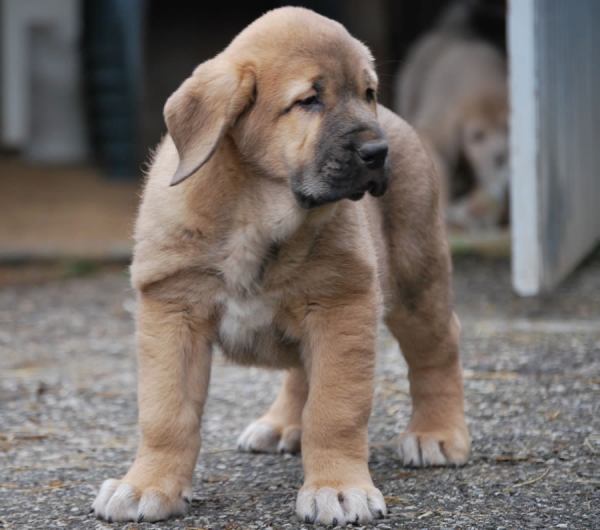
[
  {"left": 296, "top": 299, "right": 386, "bottom": 526},
  {"left": 93, "top": 296, "right": 212, "bottom": 522}
]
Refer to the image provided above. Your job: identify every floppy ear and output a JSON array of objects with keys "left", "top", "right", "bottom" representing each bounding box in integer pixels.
[{"left": 164, "top": 56, "right": 255, "bottom": 185}]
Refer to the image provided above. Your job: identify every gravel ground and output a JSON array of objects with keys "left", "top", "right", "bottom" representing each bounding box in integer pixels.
[{"left": 1, "top": 255, "right": 599, "bottom": 529}]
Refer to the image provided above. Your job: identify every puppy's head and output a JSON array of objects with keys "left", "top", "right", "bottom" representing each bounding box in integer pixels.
[
  {"left": 164, "top": 7, "right": 389, "bottom": 208},
  {"left": 460, "top": 90, "right": 509, "bottom": 199}
]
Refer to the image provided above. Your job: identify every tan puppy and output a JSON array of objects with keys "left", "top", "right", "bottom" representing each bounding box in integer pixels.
[
  {"left": 92, "top": 7, "right": 469, "bottom": 525},
  {"left": 396, "top": 28, "right": 509, "bottom": 230}
]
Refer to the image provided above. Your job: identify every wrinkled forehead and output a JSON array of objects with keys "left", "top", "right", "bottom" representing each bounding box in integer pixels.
[
  {"left": 256, "top": 44, "right": 378, "bottom": 102},
  {"left": 279, "top": 56, "right": 374, "bottom": 84},
  {"left": 228, "top": 9, "right": 377, "bottom": 95}
]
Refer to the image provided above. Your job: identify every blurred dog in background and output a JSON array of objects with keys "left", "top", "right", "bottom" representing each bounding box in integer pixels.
[{"left": 395, "top": 1, "right": 509, "bottom": 231}]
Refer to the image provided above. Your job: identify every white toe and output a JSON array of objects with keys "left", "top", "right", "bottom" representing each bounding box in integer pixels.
[
  {"left": 398, "top": 433, "right": 422, "bottom": 466},
  {"left": 105, "top": 483, "right": 139, "bottom": 522},
  {"left": 92, "top": 479, "right": 120, "bottom": 518},
  {"left": 314, "top": 487, "right": 345, "bottom": 525},
  {"left": 367, "top": 487, "right": 387, "bottom": 518},
  {"left": 138, "top": 489, "right": 185, "bottom": 522},
  {"left": 420, "top": 437, "right": 448, "bottom": 466},
  {"left": 341, "top": 488, "right": 370, "bottom": 523},
  {"left": 296, "top": 486, "right": 317, "bottom": 523},
  {"left": 399, "top": 433, "right": 450, "bottom": 467},
  {"left": 237, "top": 422, "right": 279, "bottom": 453}
]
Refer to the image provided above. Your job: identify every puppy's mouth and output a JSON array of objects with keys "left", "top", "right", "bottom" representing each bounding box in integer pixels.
[
  {"left": 294, "top": 178, "right": 388, "bottom": 209},
  {"left": 348, "top": 190, "right": 366, "bottom": 201},
  {"left": 347, "top": 178, "right": 386, "bottom": 201}
]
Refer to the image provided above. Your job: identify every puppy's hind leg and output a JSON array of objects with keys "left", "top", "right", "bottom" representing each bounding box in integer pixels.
[
  {"left": 238, "top": 367, "right": 307, "bottom": 454},
  {"left": 386, "top": 249, "right": 470, "bottom": 467}
]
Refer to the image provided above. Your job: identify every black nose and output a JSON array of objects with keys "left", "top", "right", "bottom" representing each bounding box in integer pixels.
[{"left": 357, "top": 140, "right": 388, "bottom": 170}]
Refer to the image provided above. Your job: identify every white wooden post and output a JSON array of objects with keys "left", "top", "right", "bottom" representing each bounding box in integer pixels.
[{"left": 509, "top": 0, "right": 600, "bottom": 295}]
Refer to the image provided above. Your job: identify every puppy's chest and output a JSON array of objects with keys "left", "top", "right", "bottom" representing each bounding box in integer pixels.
[
  {"left": 217, "top": 290, "right": 280, "bottom": 351},
  {"left": 215, "top": 278, "right": 307, "bottom": 368},
  {"left": 214, "top": 231, "right": 303, "bottom": 364}
]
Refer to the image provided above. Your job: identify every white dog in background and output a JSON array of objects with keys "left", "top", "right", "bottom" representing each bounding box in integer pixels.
[{"left": 395, "top": 4, "right": 509, "bottom": 231}]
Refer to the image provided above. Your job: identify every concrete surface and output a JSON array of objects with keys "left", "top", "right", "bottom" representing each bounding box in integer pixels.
[{"left": 1, "top": 254, "right": 599, "bottom": 529}]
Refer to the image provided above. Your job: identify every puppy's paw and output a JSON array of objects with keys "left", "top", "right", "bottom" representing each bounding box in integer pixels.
[
  {"left": 398, "top": 430, "right": 470, "bottom": 467},
  {"left": 92, "top": 478, "right": 191, "bottom": 522},
  {"left": 237, "top": 420, "right": 301, "bottom": 454},
  {"left": 296, "top": 485, "right": 386, "bottom": 526}
]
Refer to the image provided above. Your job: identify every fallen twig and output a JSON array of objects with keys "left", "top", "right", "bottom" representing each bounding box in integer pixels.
[
  {"left": 584, "top": 436, "right": 597, "bottom": 454},
  {"left": 201, "top": 447, "right": 237, "bottom": 455},
  {"left": 505, "top": 467, "right": 549, "bottom": 490},
  {"left": 464, "top": 371, "right": 518, "bottom": 380},
  {"left": 495, "top": 455, "right": 545, "bottom": 463},
  {"left": 14, "top": 481, "right": 84, "bottom": 494},
  {"left": 0, "top": 431, "right": 56, "bottom": 441},
  {"left": 384, "top": 495, "right": 412, "bottom": 504}
]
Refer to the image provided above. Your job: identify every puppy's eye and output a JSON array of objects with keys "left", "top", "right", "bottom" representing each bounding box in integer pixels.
[
  {"left": 296, "top": 95, "right": 320, "bottom": 110},
  {"left": 365, "top": 88, "right": 376, "bottom": 103}
]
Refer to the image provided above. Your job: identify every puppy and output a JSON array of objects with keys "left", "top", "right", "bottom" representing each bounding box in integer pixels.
[
  {"left": 396, "top": 19, "right": 510, "bottom": 230},
  {"left": 92, "top": 7, "right": 469, "bottom": 525}
]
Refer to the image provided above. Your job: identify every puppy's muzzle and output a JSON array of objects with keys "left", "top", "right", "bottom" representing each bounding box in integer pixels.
[
  {"left": 293, "top": 126, "right": 390, "bottom": 209},
  {"left": 347, "top": 139, "right": 389, "bottom": 200}
]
